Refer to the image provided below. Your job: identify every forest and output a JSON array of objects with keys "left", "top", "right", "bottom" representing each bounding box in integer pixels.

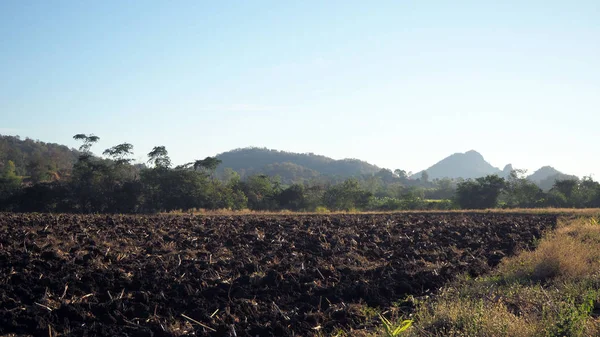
[{"left": 1, "top": 134, "right": 599, "bottom": 213}]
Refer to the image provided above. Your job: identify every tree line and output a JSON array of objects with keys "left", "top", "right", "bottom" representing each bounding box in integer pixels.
[{"left": 0, "top": 134, "right": 598, "bottom": 213}]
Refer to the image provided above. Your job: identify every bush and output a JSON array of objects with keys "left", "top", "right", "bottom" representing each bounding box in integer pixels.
[{"left": 315, "top": 206, "right": 330, "bottom": 213}]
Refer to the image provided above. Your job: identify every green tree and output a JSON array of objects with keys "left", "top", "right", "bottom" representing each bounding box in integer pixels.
[
  {"left": 502, "top": 169, "right": 544, "bottom": 208},
  {"left": 242, "top": 174, "right": 279, "bottom": 210},
  {"left": 73, "top": 134, "right": 100, "bottom": 160},
  {"left": 71, "top": 133, "right": 129, "bottom": 212},
  {"left": 455, "top": 175, "right": 506, "bottom": 209},
  {"left": 549, "top": 179, "right": 579, "bottom": 207},
  {"left": 147, "top": 146, "right": 171, "bottom": 169},
  {"left": 222, "top": 168, "right": 241, "bottom": 185},
  {"left": 193, "top": 157, "right": 222, "bottom": 173},
  {"left": 577, "top": 177, "right": 600, "bottom": 207},
  {"left": 0, "top": 160, "right": 22, "bottom": 200},
  {"left": 421, "top": 171, "right": 429, "bottom": 183},
  {"left": 323, "top": 178, "right": 372, "bottom": 211},
  {"left": 394, "top": 169, "right": 408, "bottom": 180},
  {"left": 70, "top": 159, "right": 113, "bottom": 212},
  {"left": 276, "top": 184, "right": 307, "bottom": 211},
  {"left": 426, "top": 178, "right": 455, "bottom": 200},
  {"left": 26, "top": 155, "right": 54, "bottom": 183},
  {"left": 103, "top": 143, "right": 134, "bottom": 165},
  {"left": 552, "top": 179, "right": 578, "bottom": 200}
]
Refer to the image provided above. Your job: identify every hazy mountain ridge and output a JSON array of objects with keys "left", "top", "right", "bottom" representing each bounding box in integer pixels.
[
  {"left": 411, "top": 150, "right": 506, "bottom": 180},
  {"left": 0, "top": 134, "right": 579, "bottom": 188},
  {"left": 527, "top": 166, "right": 579, "bottom": 191},
  {"left": 215, "top": 147, "right": 381, "bottom": 184},
  {"left": 411, "top": 150, "right": 576, "bottom": 189}
]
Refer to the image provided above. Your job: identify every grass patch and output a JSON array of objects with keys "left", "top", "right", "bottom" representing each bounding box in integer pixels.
[
  {"left": 401, "top": 216, "right": 600, "bottom": 337},
  {"left": 343, "top": 216, "right": 600, "bottom": 337},
  {"left": 163, "top": 208, "right": 600, "bottom": 216}
]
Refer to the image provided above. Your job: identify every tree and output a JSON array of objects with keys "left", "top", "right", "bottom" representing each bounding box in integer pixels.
[
  {"left": 147, "top": 146, "right": 171, "bottom": 169},
  {"left": 544, "top": 178, "right": 580, "bottom": 207},
  {"left": 276, "top": 184, "right": 306, "bottom": 211},
  {"left": 103, "top": 143, "right": 134, "bottom": 165},
  {"left": 399, "top": 186, "right": 426, "bottom": 209},
  {"left": 26, "top": 155, "right": 54, "bottom": 183},
  {"left": 73, "top": 134, "right": 100, "bottom": 160},
  {"left": 502, "top": 169, "right": 544, "bottom": 208},
  {"left": 394, "top": 169, "right": 408, "bottom": 180},
  {"left": 426, "top": 178, "right": 455, "bottom": 200},
  {"left": 552, "top": 179, "right": 578, "bottom": 198},
  {"left": 70, "top": 158, "right": 111, "bottom": 212},
  {"left": 421, "top": 171, "right": 429, "bottom": 183},
  {"left": 323, "top": 178, "right": 372, "bottom": 211},
  {"left": 0, "top": 160, "right": 22, "bottom": 200},
  {"left": 222, "top": 168, "right": 241, "bottom": 185},
  {"left": 375, "top": 169, "right": 397, "bottom": 184},
  {"left": 455, "top": 175, "right": 506, "bottom": 209},
  {"left": 577, "top": 176, "right": 600, "bottom": 207},
  {"left": 193, "top": 157, "right": 222, "bottom": 173},
  {"left": 242, "top": 174, "right": 279, "bottom": 210},
  {"left": 71, "top": 134, "right": 138, "bottom": 213}
]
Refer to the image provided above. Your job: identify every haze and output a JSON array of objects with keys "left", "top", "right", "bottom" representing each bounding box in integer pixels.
[{"left": 1, "top": 1, "right": 598, "bottom": 177}]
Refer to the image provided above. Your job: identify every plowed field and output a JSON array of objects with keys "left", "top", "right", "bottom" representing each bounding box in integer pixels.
[{"left": 0, "top": 213, "right": 556, "bottom": 336}]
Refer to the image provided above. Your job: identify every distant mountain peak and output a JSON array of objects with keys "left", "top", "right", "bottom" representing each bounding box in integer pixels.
[
  {"left": 464, "top": 149, "right": 482, "bottom": 156},
  {"left": 411, "top": 150, "right": 503, "bottom": 180},
  {"left": 528, "top": 166, "right": 560, "bottom": 180},
  {"left": 526, "top": 165, "right": 578, "bottom": 191}
]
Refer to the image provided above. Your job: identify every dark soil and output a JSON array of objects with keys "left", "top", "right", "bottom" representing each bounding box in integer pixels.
[{"left": 0, "top": 213, "right": 556, "bottom": 336}]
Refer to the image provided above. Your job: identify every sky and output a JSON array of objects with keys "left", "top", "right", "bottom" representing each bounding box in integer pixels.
[{"left": 1, "top": 1, "right": 599, "bottom": 178}]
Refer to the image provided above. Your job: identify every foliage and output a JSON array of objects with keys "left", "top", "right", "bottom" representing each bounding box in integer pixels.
[
  {"left": 147, "top": 146, "right": 171, "bottom": 169},
  {"left": 73, "top": 133, "right": 100, "bottom": 161},
  {"left": 501, "top": 169, "right": 545, "bottom": 208},
  {"left": 0, "top": 160, "right": 22, "bottom": 206},
  {"left": 323, "top": 178, "right": 372, "bottom": 211},
  {"left": 379, "top": 314, "right": 413, "bottom": 336},
  {"left": 2, "top": 134, "right": 600, "bottom": 213},
  {"left": 406, "top": 217, "right": 600, "bottom": 337},
  {"left": 103, "top": 143, "right": 134, "bottom": 165},
  {"left": 456, "top": 175, "right": 506, "bottom": 209},
  {"left": 0, "top": 134, "right": 78, "bottom": 178}
]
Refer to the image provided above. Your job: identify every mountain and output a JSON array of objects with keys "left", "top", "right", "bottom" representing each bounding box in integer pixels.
[
  {"left": 411, "top": 150, "right": 508, "bottom": 180},
  {"left": 215, "top": 147, "right": 381, "bottom": 184},
  {"left": 1, "top": 134, "right": 581, "bottom": 189},
  {"left": 527, "top": 166, "right": 578, "bottom": 191},
  {"left": 502, "top": 164, "right": 514, "bottom": 176},
  {"left": 0, "top": 134, "right": 80, "bottom": 182}
]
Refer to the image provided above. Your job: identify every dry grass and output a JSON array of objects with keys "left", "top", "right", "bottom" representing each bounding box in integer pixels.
[
  {"left": 349, "top": 216, "right": 600, "bottom": 337},
  {"left": 398, "top": 216, "right": 600, "bottom": 337},
  {"left": 164, "top": 208, "right": 600, "bottom": 216},
  {"left": 413, "top": 296, "right": 539, "bottom": 337},
  {"left": 499, "top": 217, "right": 600, "bottom": 283}
]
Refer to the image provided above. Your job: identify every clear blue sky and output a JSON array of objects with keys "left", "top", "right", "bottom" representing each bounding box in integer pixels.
[{"left": 1, "top": 1, "right": 599, "bottom": 177}]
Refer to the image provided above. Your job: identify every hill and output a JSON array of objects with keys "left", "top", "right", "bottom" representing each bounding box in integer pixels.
[
  {"left": 0, "top": 134, "right": 581, "bottom": 189},
  {"left": 411, "top": 150, "right": 508, "bottom": 180},
  {"left": 0, "top": 135, "right": 79, "bottom": 182},
  {"left": 215, "top": 147, "right": 381, "bottom": 184},
  {"left": 526, "top": 166, "right": 579, "bottom": 191}
]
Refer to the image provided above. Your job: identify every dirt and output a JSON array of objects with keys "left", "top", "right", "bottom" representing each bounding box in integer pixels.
[{"left": 0, "top": 213, "right": 556, "bottom": 336}]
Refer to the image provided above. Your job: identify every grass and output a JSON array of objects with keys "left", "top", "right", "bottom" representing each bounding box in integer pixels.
[
  {"left": 164, "top": 208, "right": 600, "bottom": 216},
  {"left": 403, "top": 216, "right": 600, "bottom": 337},
  {"left": 331, "top": 215, "right": 600, "bottom": 337},
  {"left": 379, "top": 314, "right": 413, "bottom": 336}
]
